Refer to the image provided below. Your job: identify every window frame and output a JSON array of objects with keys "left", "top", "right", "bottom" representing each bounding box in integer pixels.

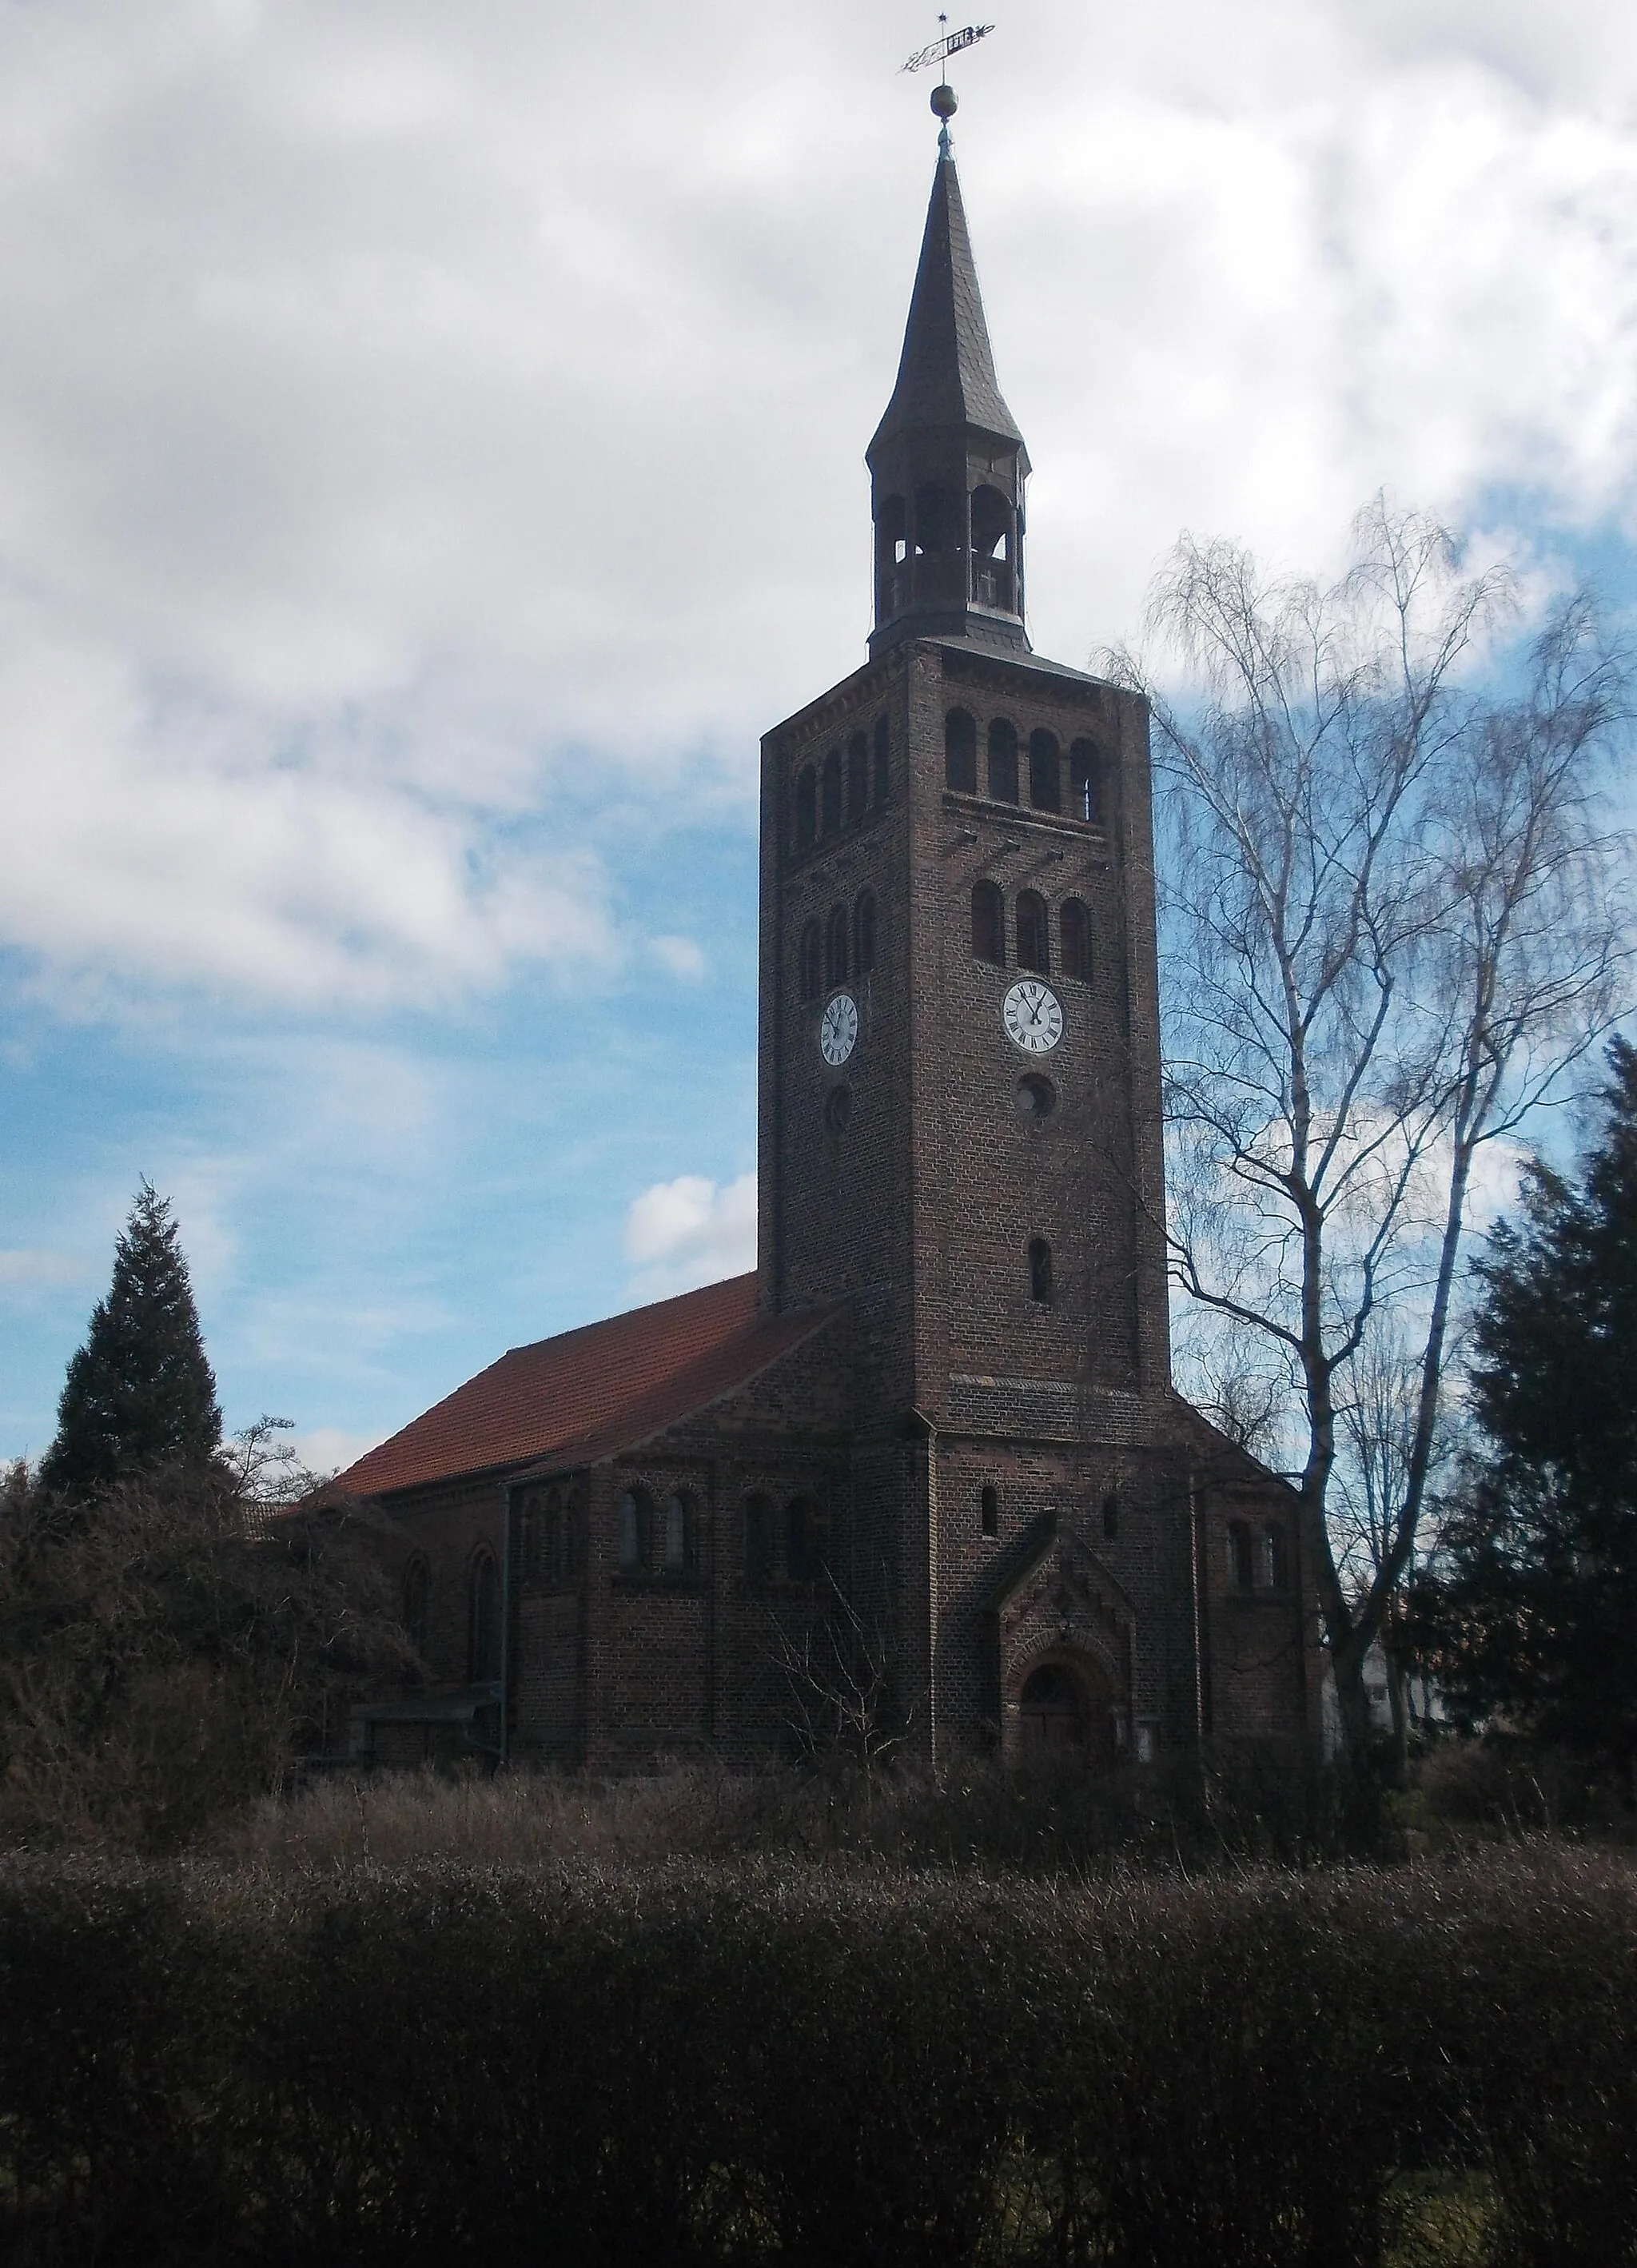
[
  {"left": 987, "top": 717, "right": 1019, "bottom": 804},
  {"left": 971, "top": 879, "right": 1006, "bottom": 966},
  {"left": 1015, "top": 889, "right": 1050, "bottom": 975}
]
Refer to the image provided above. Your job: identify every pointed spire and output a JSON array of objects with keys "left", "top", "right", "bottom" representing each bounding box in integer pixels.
[{"left": 868, "top": 145, "right": 1026, "bottom": 464}]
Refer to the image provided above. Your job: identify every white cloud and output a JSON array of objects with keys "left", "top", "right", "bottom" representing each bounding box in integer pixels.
[
  {"left": 293, "top": 1425, "right": 388, "bottom": 1481},
  {"left": 650, "top": 935, "right": 707, "bottom": 982},
  {"left": 623, "top": 1171, "right": 757, "bottom": 1301},
  {"left": 0, "top": 1250, "right": 82, "bottom": 1289},
  {"left": 2, "top": 2, "right": 1635, "bottom": 1017}
]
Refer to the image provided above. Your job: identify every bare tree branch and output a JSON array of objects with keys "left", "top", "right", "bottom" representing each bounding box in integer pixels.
[{"left": 1116, "top": 500, "right": 1632, "bottom": 1764}]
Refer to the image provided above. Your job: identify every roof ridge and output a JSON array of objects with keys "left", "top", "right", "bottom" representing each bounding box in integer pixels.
[{"left": 497, "top": 1268, "right": 757, "bottom": 1361}]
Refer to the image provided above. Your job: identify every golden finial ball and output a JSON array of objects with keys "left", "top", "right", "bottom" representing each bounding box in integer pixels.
[{"left": 930, "top": 82, "right": 958, "bottom": 121}]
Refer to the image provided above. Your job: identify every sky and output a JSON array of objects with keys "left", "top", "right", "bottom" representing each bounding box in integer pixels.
[{"left": 3, "top": 0, "right": 1637, "bottom": 1473}]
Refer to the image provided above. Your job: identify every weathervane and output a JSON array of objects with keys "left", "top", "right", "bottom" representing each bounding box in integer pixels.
[
  {"left": 901, "top": 17, "right": 994, "bottom": 76},
  {"left": 901, "top": 16, "right": 995, "bottom": 149}
]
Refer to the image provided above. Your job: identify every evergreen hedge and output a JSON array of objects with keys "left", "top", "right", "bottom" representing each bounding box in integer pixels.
[{"left": 2, "top": 1848, "right": 1632, "bottom": 2266}]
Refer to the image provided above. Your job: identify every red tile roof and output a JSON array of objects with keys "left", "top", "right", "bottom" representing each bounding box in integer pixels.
[{"left": 339, "top": 1274, "right": 837, "bottom": 1499}]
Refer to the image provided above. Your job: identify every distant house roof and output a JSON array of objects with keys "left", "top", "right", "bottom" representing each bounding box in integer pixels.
[{"left": 339, "top": 1273, "right": 839, "bottom": 1500}]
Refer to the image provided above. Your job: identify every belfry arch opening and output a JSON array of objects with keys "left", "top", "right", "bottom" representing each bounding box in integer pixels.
[{"left": 970, "top": 484, "right": 1015, "bottom": 611}]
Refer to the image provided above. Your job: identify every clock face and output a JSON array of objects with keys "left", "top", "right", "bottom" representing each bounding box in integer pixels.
[
  {"left": 1003, "top": 979, "right": 1064, "bottom": 1054},
  {"left": 819, "top": 992, "right": 859, "bottom": 1066}
]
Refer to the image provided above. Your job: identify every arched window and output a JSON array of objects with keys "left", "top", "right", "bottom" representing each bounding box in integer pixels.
[
  {"left": 1102, "top": 1492, "right": 1120, "bottom": 1543},
  {"left": 854, "top": 889, "right": 877, "bottom": 977},
  {"left": 872, "top": 715, "right": 891, "bottom": 806},
  {"left": 799, "top": 919, "right": 822, "bottom": 1002},
  {"left": 1029, "top": 729, "right": 1061, "bottom": 811},
  {"left": 786, "top": 1497, "right": 829, "bottom": 1584},
  {"left": 826, "top": 903, "right": 848, "bottom": 991},
  {"left": 1264, "top": 1523, "right": 1289, "bottom": 1592},
  {"left": 1016, "top": 890, "right": 1050, "bottom": 974},
  {"left": 467, "top": 1552, "right": 501, "bottom": 1684},
  {"left": 742, "top": 1493, "right": 773, "bottom": 1587},
  {"left": 1069, "top": 739, "right": 1101, "bottom": 823},
  {"left": 1228, "top": 1521, "right": 1255, "bottom": 1591},
  {"left": 618, "top": 1487, "right": 652, "bottom": 1575},
  {"left": 987, "top": 718, "right": 1019, "bottom": 803},
  {"left": 1028, "top": 1237, "right": 1053, "bottom": 1304},
  {"left": 820, "top": 747, "right": 842, "bottom": 835},
  {"left": 661, "top": 1490, "right": 694, "bottom": 1576},
  {"left": 980, "top": 1484, "right": 998, "bottom": 1538},
  {"left": 971, "top": 879, "right": 1005, "bottom": 965},
  {"left": 945, "top": 708, "right": 977, "bottom": 794},
  {"left": 795, "top": 765, "right": 817, "bottom": 851},
  {"left": 1061, "top": 897, "right": 1091, "bottom": 981},
  {"left": 846, "top": 733, "right": 869, "bottom": 824},
  {"left": 402, "top": 1557, "right": 429, "bottom": 1660}
]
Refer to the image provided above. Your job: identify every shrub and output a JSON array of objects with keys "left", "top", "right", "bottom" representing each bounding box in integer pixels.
[{"left": 2, "top": 1847, "right": 1634, "bottom": 2266}]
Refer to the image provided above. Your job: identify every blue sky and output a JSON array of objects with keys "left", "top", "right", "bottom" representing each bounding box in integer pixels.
[{"left": 3, "top": 0, "right": 1636, "bottom": 1470}]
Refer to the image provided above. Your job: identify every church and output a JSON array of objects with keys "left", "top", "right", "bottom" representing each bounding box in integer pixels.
[{"left": 339, "top": 100, "right": 1322, "bottom": 1772}]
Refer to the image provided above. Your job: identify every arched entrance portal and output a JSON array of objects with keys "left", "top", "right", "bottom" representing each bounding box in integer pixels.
[{"left": 1016, "top": 1656, "right": 1121, "bottom": 1768}]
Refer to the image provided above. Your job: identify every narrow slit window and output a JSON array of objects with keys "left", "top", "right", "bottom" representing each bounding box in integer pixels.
[
  {"left": 1016, "top": 890, "right": 1050, "bottom": 974},
  {"left": 987, "top": 718, "right": 1019, "bottom": 803},
  {"left": 1061, "top": 898, "right": 1090, "bottom": 981},
  {"left": 402, "top": 1557, "right": 429, "bottom": 1659},
  {"left": 1264, "top": 1523, "right": 1289, "bottom": 1592},
  {"left": 742, "top": 1495, "right": 773, "bottom": 1587},
  {"left": 854, "top": 888, "right": 877, "bottom": 976},
  {"left": 1028, "top": 1237, "right": 1053, "bottom": 1303},
  {"left": 786, "top": 1497, "right": 827, "bottom": 1584},
  {"left": 945, "top": 708, "right": 977, "bottom": 794},
  {"left": 799, "top": 919, "right": 822, "bottom": 1002},
  {"left": 980, "top": 1484, "right": 998, "bottom": 1538},
  {"left": 1029, "top": 729, "right": 1061, "bottom": 811},
  {"left": 1228, "top": 1520, "right": 1255, "bottom": 1591},
  {"left": 826, "top": 903, "right": 849, "bottom": 990},
  {"left": 971, "top": 880, "right": 1005, "bottom": 965},
  {"left": 468, "top": 1553, "right": 501, "bottom": 1682},
  {"left": 795, "top": 765, "right": 817, "bottom": 851},
  {"left": 618, "top": 1488, "right": 651, "bottom": 1575},
  {"left": 1102, "top": 1492, "right": 1120, "bottom": 1542},
  {"left": 1069, "top": 739, "right": 1101, "bottom": 823},
  {"left": 662, "top": 1491, "right": 692, "bottom": 1576}
]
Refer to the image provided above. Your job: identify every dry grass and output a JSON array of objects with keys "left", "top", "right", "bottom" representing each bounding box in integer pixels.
[{"left": 221, "top": 1758, "right": 817, "bottom": 1871}]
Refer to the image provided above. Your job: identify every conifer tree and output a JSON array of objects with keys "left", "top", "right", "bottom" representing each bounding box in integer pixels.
[
  {"left": 1412, "top": 1040, "right": 1637, "bottom": 1760},
  {"left": 42, "top": 1182, "right": 222, "bottom": 1493}
]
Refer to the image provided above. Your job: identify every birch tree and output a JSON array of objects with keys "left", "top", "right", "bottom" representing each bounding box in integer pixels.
[{"left": 1121, "top": 500, "right": 1629, "bottom": 1764}]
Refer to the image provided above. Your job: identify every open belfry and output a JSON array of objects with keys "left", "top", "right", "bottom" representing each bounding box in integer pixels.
[{"left": 340, "top": 91, "right": 1322, "bottom": 1769}]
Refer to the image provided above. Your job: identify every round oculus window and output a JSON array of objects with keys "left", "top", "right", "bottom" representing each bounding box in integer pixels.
[{"left": 1014, "top": 1074, "right": 1057, "bottom": 1119}]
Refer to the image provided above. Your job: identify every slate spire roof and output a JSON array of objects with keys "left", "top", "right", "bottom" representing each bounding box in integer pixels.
[{"left": 868, "top": 142, "right": 1026, "bottom": 462}]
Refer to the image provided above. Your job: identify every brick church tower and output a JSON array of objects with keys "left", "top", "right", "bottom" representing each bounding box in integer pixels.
[
  {"left": 757, "top": 113, "right": 1201, "bottom": 1756},
  {"left": 337, "top": 104, "right": 1320, "bottom": 1772}
]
